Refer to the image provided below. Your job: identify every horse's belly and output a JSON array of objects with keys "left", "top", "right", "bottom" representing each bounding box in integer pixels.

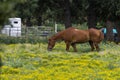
[
  {"left": 72, "top": 37, "right": 89, "bottom": 43},
  {"left": 64, "top": 32, "right": 89, "bottom": 43},
  {"left": 78, "top": 39, "right": 89, "bottom": 43}
]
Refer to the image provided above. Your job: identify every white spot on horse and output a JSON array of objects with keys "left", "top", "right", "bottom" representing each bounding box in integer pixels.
[{"left": 75, "top": 29, "right": 79, "bottom": 31}]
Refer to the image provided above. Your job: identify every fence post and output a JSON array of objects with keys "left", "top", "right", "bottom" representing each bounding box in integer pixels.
[{"left": 55, "top": 22, "right": 57, "bottom": 33}]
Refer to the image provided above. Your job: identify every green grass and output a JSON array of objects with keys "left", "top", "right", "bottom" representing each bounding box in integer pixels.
[{"left": 0, "top": 42, "right": 120, "bottom": 80}]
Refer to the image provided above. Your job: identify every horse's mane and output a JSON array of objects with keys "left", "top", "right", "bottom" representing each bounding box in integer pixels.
[
  {"left": 51, "top": 30, "right": 64, "bottom": 40},
  {"left": 50, "top": 27, "right": 75, "bottom": 40}
]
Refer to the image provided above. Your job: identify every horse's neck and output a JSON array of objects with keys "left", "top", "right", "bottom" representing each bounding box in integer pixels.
[{"left": 53, "top": 31, "right": 63, "bottom": 40}]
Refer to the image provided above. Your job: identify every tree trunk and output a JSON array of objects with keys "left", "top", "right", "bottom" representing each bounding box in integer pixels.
[
  {"left": 37, "top": 16, "right": 42, "bottom": 26},
  {"left": 26, "top": 17, "right": 32, "bottom": 27},
  {"left": 64, "top": 0, "right": 72, "bottom": 29},
  {"left": 87, "top": 0, "right": 97, "bottom": 29},
  {"left": 114, "top": 20, "right": 120, "bottom": 44},
  {"left": 106, "top": 20, "right": 114, "bottom": 41}
]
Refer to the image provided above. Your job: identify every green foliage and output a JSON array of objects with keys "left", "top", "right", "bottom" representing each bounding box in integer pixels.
[
  {"left": 0, "top": 55, "right": 2, "bottom": 67},
  {"left": 1, "top": 0, "right": 120, "bottom": 27},
  {"left": 0, "top": 0, "right": 25, "bottom": 26},
  {"left": 91, "top": 0, "right": 120, "bottom": 21},
  {"left": 15, "top": 0, "right": 38, "bottom": 18},
  {"left": 0, "top": 42, "right": 120, "bottom": 79},
  {"left": 0, "top": 0, "right": 14, "bottom": 25},
  {"left": 0, "top": 35, "right": 48, "bottom": 44}
]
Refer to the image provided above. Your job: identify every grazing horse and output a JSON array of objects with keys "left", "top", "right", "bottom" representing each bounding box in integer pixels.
[{"left": 47, "top": 27, "right": 104, "bottom": 52}]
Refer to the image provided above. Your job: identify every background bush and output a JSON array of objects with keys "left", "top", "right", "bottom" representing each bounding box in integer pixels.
[{"left": 0, "top": 35, "right": 48, "bottom": 44}]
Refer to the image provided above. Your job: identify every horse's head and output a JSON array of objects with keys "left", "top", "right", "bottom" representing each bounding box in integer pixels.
[{"left": 47, "top": 38, "right": 56, "bottom": 51}]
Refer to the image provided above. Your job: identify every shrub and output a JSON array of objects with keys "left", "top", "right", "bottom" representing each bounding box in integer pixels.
[{"left": 0, "top": 35, "right": 48, "bottom": 44}]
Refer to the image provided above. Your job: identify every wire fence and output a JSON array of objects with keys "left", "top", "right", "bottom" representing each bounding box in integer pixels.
[
  {"left": 22, "top": 26, "right": 54, "bottom": 38},
  {"left": 0, "top": 26, "right": 55, "bottom": 43}
]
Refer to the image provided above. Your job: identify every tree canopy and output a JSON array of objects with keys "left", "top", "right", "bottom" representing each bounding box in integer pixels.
[
  {"left": 0, "top": 0, "right": 25, "bottom": 26},
  {"left": 1, "top": 0, "right": 120, "bottom": 28}
]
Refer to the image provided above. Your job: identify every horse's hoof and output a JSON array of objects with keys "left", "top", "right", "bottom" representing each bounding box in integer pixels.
[{"left": 47, "top": 49, "right": 52, "bottom": 51}]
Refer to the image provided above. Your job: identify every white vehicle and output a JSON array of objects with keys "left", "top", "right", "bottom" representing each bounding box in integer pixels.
[{"left": 1, "top": 18, "right": 21, "bottom": 37}]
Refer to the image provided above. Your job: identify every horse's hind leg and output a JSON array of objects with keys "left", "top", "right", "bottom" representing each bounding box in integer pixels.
[
  {"left": 89, "top": 41, "right": 95, "bottom": 51},
  {"left": 65, "top": 41, "right": 70, "bottom": 51},
  {"left": 94, "top": 42, "right": 100, "bottom": 51},
  {"left": 71, "top": 43, "right": 77, "bottom": 52}
]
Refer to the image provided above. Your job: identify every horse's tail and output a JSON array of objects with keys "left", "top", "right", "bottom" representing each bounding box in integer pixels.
[{"left": 99, "top": 30, "right": 104, "bottom": 41}]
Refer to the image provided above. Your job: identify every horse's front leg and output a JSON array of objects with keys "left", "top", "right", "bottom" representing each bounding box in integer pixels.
[
  {"left": 89, "top": 41, "right": 95, "bottom": 51},
  {"left": 94, "top": 42, "right": 100, "bottom": 51},
  {"left": 71, "top": 43, "right": 77, "bottom": 52},
  {"left": 65, "top": 41, "right": 70, "bottom": 51}
]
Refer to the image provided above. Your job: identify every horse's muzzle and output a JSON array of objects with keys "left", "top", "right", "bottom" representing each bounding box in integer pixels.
[{"left": 47, "top": 48, "right": 52, "bottom": 51}]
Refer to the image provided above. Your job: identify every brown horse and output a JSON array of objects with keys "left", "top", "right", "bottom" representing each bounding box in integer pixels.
[{"left": 47, "top": 27, "right": 104, "bottom": 52}]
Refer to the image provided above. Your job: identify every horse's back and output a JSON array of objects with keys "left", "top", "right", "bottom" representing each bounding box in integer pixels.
[{"left": 63, "top": 27, "right": 90, "bottom": 42}]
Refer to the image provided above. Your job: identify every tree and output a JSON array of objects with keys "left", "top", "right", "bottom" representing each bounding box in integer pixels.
[
  {"left": 14, "top": 0, "right": 87, "bottom": 28},
  {"left": 47, "top": 0, "right": 72, "bottom": 28},
  {"left": 87, "top": 0, "right": 97, "bottom": 29},
  {"left": 63, "top": 0, "right": 72, "bottom": 28},
  {"left": 0, "top": 0, "right": 26, "bottom": 28},
  {"left": 15, "top": 0, "right": 38, "bottom": 27},
  {"left": 35, "top": 0, "right": 54, "bottom": 26},
  {"left": 82, "top": 0, "right": 120, "bottom": 42},
  {"left": 13, "top": 0, "right": 120, "bottom": 43},
  {"left": 106, "top": 20, "right": 114, "bottom": 41},
  {"left": 96, "top": 0, "right": 120, "bottom": 42},
  {"left": 48, "top": 0, "right": 86, "bottom": 28},
  {"left": 0, "top": 0, "right": 16, "bottom": 26},
  {"left": 114, "top": 17, "right": 120, "bottom": 43}
]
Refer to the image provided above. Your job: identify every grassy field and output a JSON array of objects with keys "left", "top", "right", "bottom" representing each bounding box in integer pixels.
[{"left": 0, "top": 42, "right": 120, "bottom": 80}]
